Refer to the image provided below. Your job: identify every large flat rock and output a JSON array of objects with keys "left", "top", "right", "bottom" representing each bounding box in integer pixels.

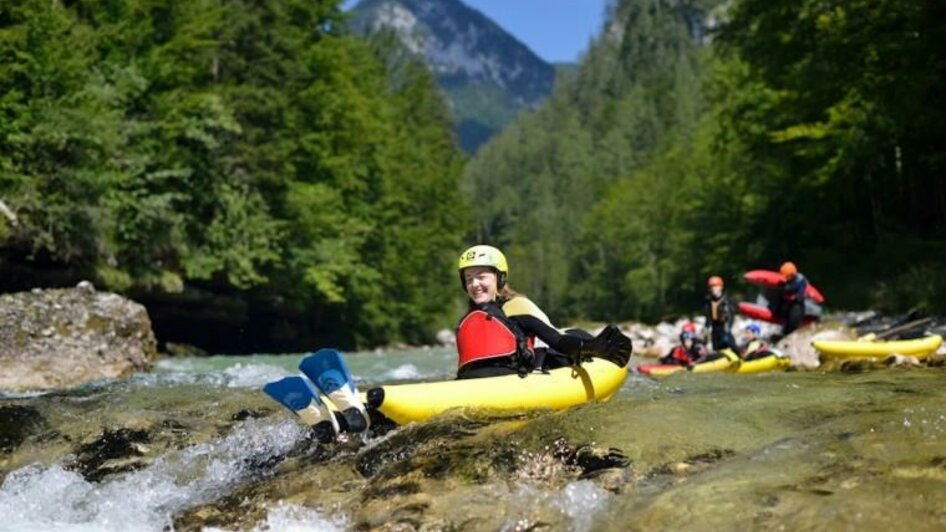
[{"left": 0, "top": 283, "right": 158, "bottom": 391}]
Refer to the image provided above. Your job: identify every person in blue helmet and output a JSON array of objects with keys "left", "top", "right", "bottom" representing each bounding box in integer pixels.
[{"left": 739, "top": 323, "right": 771, "bottom": 361}]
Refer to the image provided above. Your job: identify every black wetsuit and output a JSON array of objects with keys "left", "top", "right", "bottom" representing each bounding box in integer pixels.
[
  {"left": 456, "top": 300, "right": 586, "bottom": 380},
  {"left": 776, "top": 274, "right": 808, "bottom": 335},
  {"left": 703, "top": 293, "right": 736, "bottom": 351}
]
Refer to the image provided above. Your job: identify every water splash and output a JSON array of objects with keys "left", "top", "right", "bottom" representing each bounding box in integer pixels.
[
  {"left": 502, "top": 480, "right": 611, "bottom": 532},
  {"left": 0, "top": 418, "right": 308, "bottom": 532},
  {"left": 251, "top": 502, "right": 347, "bottom": 532},
  {"left": 379, "top": 363, "right": 423, "bottom": 381}
]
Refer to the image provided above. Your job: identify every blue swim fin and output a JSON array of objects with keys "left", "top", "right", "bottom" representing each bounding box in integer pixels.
[
  {"left": 263, "top": 376, "right": 339, "bottom": 443},
  {"left": 299, "top": 348, "right": 369, "bottom": 433}
]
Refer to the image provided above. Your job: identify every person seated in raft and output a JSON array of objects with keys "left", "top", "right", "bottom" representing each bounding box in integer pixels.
[
  {"left": 455, "top": 245, "right": 632, "bottom": 379},
  {"left": 703, "top": 275, "right": 736, "bottom": 351},
  {"left": 774, "top": 261, "right": 810, "bottom": 336},
  {"left": 738, "top": 323, "right": 771, "bottom": 361},
  {"left": 659, "top": 322, "right": 707, "bottom": 367}
]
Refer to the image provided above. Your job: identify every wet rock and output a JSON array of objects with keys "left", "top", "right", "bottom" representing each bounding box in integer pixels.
[
  {"left": 71, "top": 427, "right": 152, "bottom": 482},
  {"left": 0, "top": 286, "right": 158, "bottom": 391},
  {"left": 164, "top": 342, "right": 209, "bottom": 357},
  {"left": 76, "top": 280, "right": 95, "bottom": 294},
  {"left": 884, "top": 354, "right": 922, "bottom": 368},
  {"left": 434, "top": 328, "right": 456, "bottom": 346},
  {"left": 838, "top": 358, "right": 884, "bottom": 373},
  {"left": 926, "top": 353, "right": 946, "bottom": 367},
  {"left": 653, "top": 448, "right": 736, "bottom": 478},
  {"left": 777, "top": 324, "right": 855, "bottom": 369},
  {"left": 0, "top": 405, "right": 46, "bottom": 453},
  {"left": 569, "top": 445, "right": 630, "bottom": 478}
]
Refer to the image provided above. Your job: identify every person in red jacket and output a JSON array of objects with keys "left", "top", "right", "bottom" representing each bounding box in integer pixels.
[
  {"left": 660, "top": 322, "right": 708, "bottom": 367},
  {"left": 455, "top": 245, "right": 632, "bottom": 379}
]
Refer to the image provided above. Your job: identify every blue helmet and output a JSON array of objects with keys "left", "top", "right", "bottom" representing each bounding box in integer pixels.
[{"left": 745, "top": 323, "right": 762, "bottom": 336}]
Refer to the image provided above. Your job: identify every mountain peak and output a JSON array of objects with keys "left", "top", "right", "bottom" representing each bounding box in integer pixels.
[{"left": 351, "top": 0, "right": 556, "bottom": 151}]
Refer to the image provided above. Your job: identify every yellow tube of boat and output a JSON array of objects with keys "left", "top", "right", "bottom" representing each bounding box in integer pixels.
[
  {"left": 736, "top": 354, "right": 790, "bottom": 374},
  {"left": 366, "top": 359, "right": 629, "bottom": 425},
  {"left": 812, "top": 334, "right": 943, "bottom": 360}
]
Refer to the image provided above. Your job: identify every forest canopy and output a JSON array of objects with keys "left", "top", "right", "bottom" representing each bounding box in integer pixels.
[
  {"left": 464, "top": 0, "right": 946, "bottom": 322},
  {"left": 0, "top": 0, "right": 466, "bottom": 350}
]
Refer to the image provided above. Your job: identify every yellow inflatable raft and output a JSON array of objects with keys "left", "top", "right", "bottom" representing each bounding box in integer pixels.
[
  {"left": 812, "top": 334, "right": 943, "bottom": 360},
  {"left": 639, "top": 351, "right": 789, "bottom": 378},
  {"left": 365, "top": 359, "right": 628, "bottom": 425},
  {"left": 736, "top": 353, "right": 790, "bottom": 374}
]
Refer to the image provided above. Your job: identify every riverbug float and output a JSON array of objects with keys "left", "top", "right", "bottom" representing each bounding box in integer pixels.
[
  {"left": 365, "top": 358, "right": 628, "bottom": 425},
  {"left": 637, "top": 350, "right": 789, "bottom": 378},
  {"left": 812, "top": 334, "right": 943, "bottom": 361}
]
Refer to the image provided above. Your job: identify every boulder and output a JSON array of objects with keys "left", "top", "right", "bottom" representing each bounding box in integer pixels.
[
  {"left": 435, "top": 328, "right": 456, "bottom": 347},
  {"left": 775, "top": 324, "right": 855, "bottom": 369},
  {"left": 0, "top": 282, "right": 158, "bottom": 391}
]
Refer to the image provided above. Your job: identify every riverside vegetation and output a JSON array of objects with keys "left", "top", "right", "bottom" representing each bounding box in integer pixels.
[{"left": 2, "top": 0, "right": 945, "bottom": 352}]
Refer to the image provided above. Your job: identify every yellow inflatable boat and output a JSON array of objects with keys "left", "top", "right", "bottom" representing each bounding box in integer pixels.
[
  {"left": 690, "top": 354, "right": 740, "bottom": 373},
  {"left": 736, "top": 353, "right": 790, "bottom": 374},
  {"left": 638, "top": 351, "right": 789, "bottom": 378},
  {"left": 365, "top": 359, "right": 628, "bottom": 425},
  {"left": 812, "top": 334, "right": 943, "bottom": 360}
]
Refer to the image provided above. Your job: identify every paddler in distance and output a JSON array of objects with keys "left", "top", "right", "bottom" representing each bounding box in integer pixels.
[
  {"left": 456, "top": 245, "right": 632, "bottom": 379},
  {"left": 775, "top": 261, "right": 810, "bottom": 335},
  {"left": 660, "top": 322, "right": 707, "bottom": 367},
  {"left": 739, "top": 323, "right": 771, "bottom": 361},
  {"left": 703, "top": 275, "right": 736, "bottom": 351}
]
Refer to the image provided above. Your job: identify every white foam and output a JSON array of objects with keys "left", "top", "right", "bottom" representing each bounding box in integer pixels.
[
  {"left": 222, "top": 363, "right": 288, "bottom": 388},
  {"left": 380, "top": 363, "right": 423, "bottom": 381},
  {"left": 251, "top": 502, "right": 347, "bottom": 532},
  {"left": 503, "top": 480, "right": 610, "bottom": 532},
  {"left": 553, "top": 481, "right": 611, "bottom": 531},
  {"left": 0, "top": 419, "right": 308, "bottom": 532}
]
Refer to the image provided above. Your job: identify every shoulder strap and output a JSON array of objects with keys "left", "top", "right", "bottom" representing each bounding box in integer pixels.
[{"left": 502, "top": 296, "right": 552, "bottom": 325}]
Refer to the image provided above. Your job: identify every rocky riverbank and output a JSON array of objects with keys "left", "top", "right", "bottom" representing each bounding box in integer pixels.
[{"left": 0, "top": 282, "right": 158, "bottom": 392}]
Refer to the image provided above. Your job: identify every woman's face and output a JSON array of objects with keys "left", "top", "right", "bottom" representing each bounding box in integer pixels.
[{"left": 463, "top": 266, "right": 498, "bottom": 304}]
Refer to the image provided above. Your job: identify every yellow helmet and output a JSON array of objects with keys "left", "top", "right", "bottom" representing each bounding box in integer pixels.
[{"left": 457, "top": 245, "right": 508, "bottom": 288}]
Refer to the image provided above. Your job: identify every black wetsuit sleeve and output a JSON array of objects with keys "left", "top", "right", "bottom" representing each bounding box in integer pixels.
[{"left": 510, "top": 315, "right": 583, "bottom": 355}]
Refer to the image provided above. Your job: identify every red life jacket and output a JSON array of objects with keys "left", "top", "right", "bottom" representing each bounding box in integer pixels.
[{"left": 456, "top": 304, "right": 529, "bottom": 370}]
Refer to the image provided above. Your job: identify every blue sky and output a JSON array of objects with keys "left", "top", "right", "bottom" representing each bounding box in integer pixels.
[{"left": 343, "top": 0, "right": 610, "bottom": 64}]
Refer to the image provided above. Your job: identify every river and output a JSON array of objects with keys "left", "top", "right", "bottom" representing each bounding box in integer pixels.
[{"left": 2, "top": 348, "right": 945, "bottom": 530}]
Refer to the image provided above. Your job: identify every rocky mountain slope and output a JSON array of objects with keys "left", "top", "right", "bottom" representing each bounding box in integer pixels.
[{"left": 350, "top": 0, "right": 556, "bottom": 151}]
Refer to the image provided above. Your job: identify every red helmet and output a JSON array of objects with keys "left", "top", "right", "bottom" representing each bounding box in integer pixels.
[
  {"left": 681, "top": 322, "right": 697, "bottom": 334},
  {"left": 780, "top": 261, "right": 798, "bottom": 279},
  {"left": 707, "top": 275, "right": 724, "bottom": 288}
]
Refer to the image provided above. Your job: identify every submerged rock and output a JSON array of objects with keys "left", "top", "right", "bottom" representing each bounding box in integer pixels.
[
  {"left": 0, "top": 405, "right": 46, "bottom": 453},
  {"left": 0, "top": 283, "right": 158, "bottom": 391},
  {"left": 71, "top": 427, "right": 152, "bottom": 482}
]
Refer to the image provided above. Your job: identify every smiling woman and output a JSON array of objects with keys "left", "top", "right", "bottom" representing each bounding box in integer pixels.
[{"left": 454, "top": 245, "right": 632, "bottom": 379}]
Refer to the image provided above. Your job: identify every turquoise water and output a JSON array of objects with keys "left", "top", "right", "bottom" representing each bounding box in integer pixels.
[{"left": 2, "top": 349, "right": 946, "bottom": 530}]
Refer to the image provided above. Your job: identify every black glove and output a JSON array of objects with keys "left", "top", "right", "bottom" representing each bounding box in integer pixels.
[{"left": 579, "top": 324, "right": 632, "bottom": 368}]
